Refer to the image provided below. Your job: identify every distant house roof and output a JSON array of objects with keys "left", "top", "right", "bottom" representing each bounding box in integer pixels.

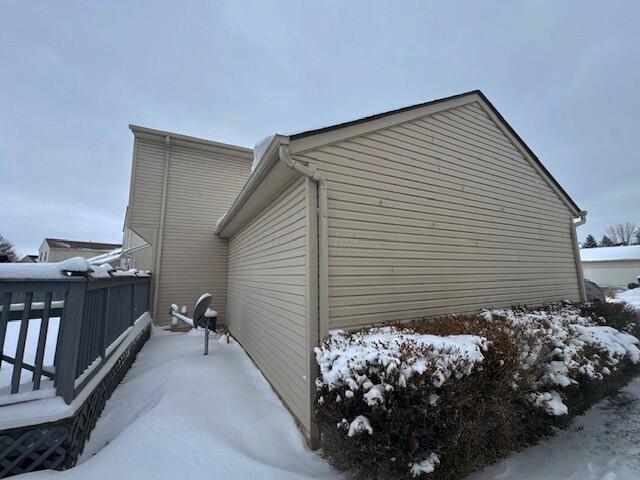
[
  {"left": 580, "top": 245, "right": 640, "bottom": 263},
  {"left": 44, "top": 238, "right": 122, "bottom": 250},
  {"left": 20, "top": 255, "right": 38, "bottom": 263}
]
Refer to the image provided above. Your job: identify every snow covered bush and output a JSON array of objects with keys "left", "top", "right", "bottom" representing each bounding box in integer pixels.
[
  {"left": 485, "top": 304, "right": 640, "bottom": 418},
  {"left": 315, "top": 303, "right": 640, "bottom": 479},
  {"left": 315, "top": 327, "right": 488, "bottom": 396}
]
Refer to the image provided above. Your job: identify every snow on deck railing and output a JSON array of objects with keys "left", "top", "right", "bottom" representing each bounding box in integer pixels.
[
  {"left": 0, "top": 257, "right": 92, "bottom": 280},
  {"left": 0, "top": 300, "right": 65, "bottom": 313},
  {"left": 0, "top": 264, "right": 152, "bottom": 406},
  {"left": 0, "top": 257, "right": 151, "bottom": 281}
]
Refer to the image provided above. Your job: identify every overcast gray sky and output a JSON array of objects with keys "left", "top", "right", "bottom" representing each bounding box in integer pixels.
[{"left": 1, "top": 1, "right": 638, "bottom": 256}]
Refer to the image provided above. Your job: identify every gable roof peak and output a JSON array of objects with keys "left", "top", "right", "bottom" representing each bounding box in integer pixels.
[
  {"left": 287, "top": 89, "right": 580, "bottom": 215},
  {"left": 289, "top": 90, "right": 483, "bottom": 140}
]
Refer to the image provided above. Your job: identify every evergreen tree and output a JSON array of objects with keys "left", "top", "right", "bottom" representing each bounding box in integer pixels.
[
  {"left": 600, "top": 235, "right": 615, "bottom": 247},
  {"left": 0, "top": 234, "right": 17, "bottom": 262},
  {"left": 582, "top": 234, "right": 598, "bottom": 248}
]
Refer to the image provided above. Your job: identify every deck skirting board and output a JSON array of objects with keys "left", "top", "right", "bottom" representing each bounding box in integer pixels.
[{"left": 0, "top": 323, "right": 151, "bottom": 478}]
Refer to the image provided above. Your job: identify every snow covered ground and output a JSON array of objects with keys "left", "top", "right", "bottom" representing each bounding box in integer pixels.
[
  {"left": 470, "top": 377, "right": 640, "bottom": 480},
  {"left": 17, "top": 328, "right": 338, "bottom": 480},
  {"left": 614, "top": 288, "right": 640, "bottom": 310},
  {"left": 9, "top": 324, "right": 640, "bottom": 480}
]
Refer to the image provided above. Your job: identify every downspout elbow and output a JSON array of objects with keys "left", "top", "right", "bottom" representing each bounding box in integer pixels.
[
  {"left": 278, "top": 145, "right": 320, "bottom": 180},
  {"left": 279, "top": 144, "right": 296, "bottom": 169},
  {"left": 279, "top": 143, "right": 328, "bottom": 220},
  {"left": 279, "top": 143, "right": 327, "bottom": 189},
  {"left": 574, "top": 210, "right": 587, "bottom": 227}
]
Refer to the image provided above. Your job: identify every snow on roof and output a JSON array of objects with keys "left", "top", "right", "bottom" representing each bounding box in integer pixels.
[
  {"left": 45, "top": 238, "right": 121, "bottom": 250},
  {"left": 580, "top": 245, "right": 640, "bottom": 263},
  {"left": 251, "top": 134, "right": 276, "bottom": 172}
]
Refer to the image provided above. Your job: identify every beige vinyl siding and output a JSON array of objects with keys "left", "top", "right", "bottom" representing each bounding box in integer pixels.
[
  {"left": 127, "top": 131, "right": 252, "bottom": 325},
  {"left": 155, "top": 144, "right": 251, "bottom": 324},
  {"left": 293, "top": 101, "right": 581, "bottom": 329},
  {"left": 125, "top": 138, "right": 166, "bottom": 286},
  {"left": 129, "top": 139, "right": 166, "bottom": 228},
  {"left": 227, "top": 178, "right": 313, "bottom": 432}
]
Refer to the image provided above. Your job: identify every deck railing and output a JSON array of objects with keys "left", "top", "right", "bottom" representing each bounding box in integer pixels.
[{"left": 0, "top": 273, "right": 151, "bottom": 405}]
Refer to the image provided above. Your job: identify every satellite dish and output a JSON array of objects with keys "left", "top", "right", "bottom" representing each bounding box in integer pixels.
[{"left": 192, "top": 293, "right": 212, "bottom": 329}]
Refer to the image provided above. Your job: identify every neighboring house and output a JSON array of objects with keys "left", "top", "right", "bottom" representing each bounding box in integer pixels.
[
  {"left": 20, "top": 255, "right": 38, "bottom": 263},
  {"left": 38, "top": 238, "right": 122, "bottom": 263},
  {"left": 124, "top": 125, "right": 253, "bottom": 323},
  {"left": 580, "top": 245, "right": 640, "bottom": 288},
  {"left": 125, "top": 90, "right": 586, "bottom": 442}
]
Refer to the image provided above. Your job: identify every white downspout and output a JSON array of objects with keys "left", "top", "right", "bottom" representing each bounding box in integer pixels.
[
  {"left": 279, "top": 145, "right": 329, "bottom": 339},
  {"left": 571, "top": 210, "right": 588, "bottom": 302},
  {"left": 279, "top": 144, "right": 328, "bottom": 449}
]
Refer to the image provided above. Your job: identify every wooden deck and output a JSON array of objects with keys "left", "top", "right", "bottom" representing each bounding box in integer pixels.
[{"left": 0, "top": 270, "right": 151, "bottom": 477}]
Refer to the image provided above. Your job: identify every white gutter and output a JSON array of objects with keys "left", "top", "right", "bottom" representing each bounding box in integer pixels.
[
  {"left": 129, "top": 124, "right": 252, "bottom": 155},
  {"left": 570, "top": 211, "right": 588, "bottom": 302},
  {"left": 279, "top": 145, "right": 329, "bottom": 339}
]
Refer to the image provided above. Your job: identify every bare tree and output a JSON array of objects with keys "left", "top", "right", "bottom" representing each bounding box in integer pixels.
[{"left": 606, "top": 223, "right": 637, "bottom": 246}]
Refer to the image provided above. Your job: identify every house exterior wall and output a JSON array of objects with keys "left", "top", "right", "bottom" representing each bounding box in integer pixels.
[
  {"left": 123, "top": 137, "right": 165, "bottom": 307},
  {"left": 582, "top": 261, "right": 640, "bottom": 288},
  {"left": 227, "top": 178, "right": 315, "bottom": 435},
  {"left": 126, "top": 129, "right": 252, "bottom": 325},
  {"left": 38, "top": 242, "right": 50, "bottom": 262},
  {"left": 127, "top": 138, "right": 166, "bottom": 230},
  {"left": 291, "top": 100, "right": 582, "bottom": 330}
]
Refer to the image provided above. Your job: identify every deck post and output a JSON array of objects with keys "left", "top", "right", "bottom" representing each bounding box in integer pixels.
[{"left": 55, "top": 279, "right": 87, "bottom": 404}]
